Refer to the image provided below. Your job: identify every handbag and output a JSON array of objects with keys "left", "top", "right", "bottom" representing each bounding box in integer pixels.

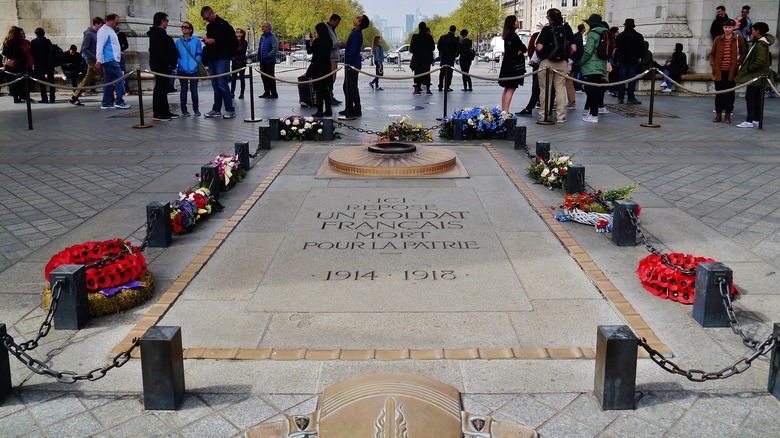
[
  {"left": 376, "top": 64, "right": 384, "bottom": 76},
  {"left": 3, "top": 58, "right": 19, "bottom": 72},
  {"left": 513, "top": 54, "right": 527, "bottom": 75},
  {"left": 181, "top": 41, "right": 207, "bottom": 77}
]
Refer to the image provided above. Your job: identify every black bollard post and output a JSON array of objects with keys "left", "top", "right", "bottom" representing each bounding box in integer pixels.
[
  {"left": 758, "top": 75, "right": 767, "bottom": 130},
  {"left": 146, "top": 202, "right": 172, "bottom": 248},
  {"left": 514, "top": 126, "right": 527, "bottom": 150},
  {"left": 141, "top": 326, "right": 185, "bottom": 410},
  {"left": 505, "top": 118, "right": 516, "bottom": 140},
  {"left": 537, "top": 68, "right": 555, "bottom": 125},
  {"left": 200, "top": 164, "right": 221, "bottom": 200},
  {"left": 535, "top": 141, "right": 550, "bottom": 162},
  {"left": 595, "top": 325, "right": 638, "bottom": 410},
  {"left": 235, "top": 142, "right": 250, "bottom": 171},
  {"left": 50, "top": 265, "right": 89, "bottom": 330},
  {"left": 133, "top": 69, "right": 152, "bottom": 129},
  {"left": 323, "top": 118, "right": 334, "bottom": 141},
  {"left": 611, "top": 200, "right": 638, "bottom": 246},
  {"left": 438, "top": 66, "right": 449, "bottom": 121},
  {"left": 1, "top": 324, "right": 11, "bottom": 402},
  {"left": 692, "top": 262, "right": 732, "bottom": 327},
  {"left": 566, "top": 165, "right": 585, "bottom": 195},
  {"left": 641, "top": 68, "right": 661, "bottom": 128},
  {"left": 453, "top": 118, "right": 464, "bottom": 140},
  {"left": 258, "top": 126, "right": 272, "bottom": 150},
  {"left": 24, "top": 75, "right": 33, "bottom": 130},
  {"left": 769, "top": 323, "right": 780, "bottom": 400},
  {"left": 269, "top": 118, "right": 280, "bottom": 140},
  {"left": 244, "top": 66, "right": 263, "bottom": 123}
]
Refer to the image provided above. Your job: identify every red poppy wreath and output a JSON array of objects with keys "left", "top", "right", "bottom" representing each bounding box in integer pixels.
[{"left": 637, "top": 253, "right": 735, "bottom": 305}]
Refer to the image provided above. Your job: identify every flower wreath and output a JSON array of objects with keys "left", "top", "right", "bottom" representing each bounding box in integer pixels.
[
  {"left": 279, "top": 116, "right": 336, "bottom": 141},
  {"left": 378, "top": 115, "right": 433, "bottom": 142},
  {"left": 43, "top": 238, "right": 154, "bottom": 316},
  {"left": 170, "top": 187, "right": 223, "bottom": 235},
  {"left": 636, "top": 253, "right": 736, "bottom": 304},
  {"left": 204, "top": 154, "right": 246, "bottom": 190},
  {"left": 526, "top": 154, "right": 572, "bottom": 189}
]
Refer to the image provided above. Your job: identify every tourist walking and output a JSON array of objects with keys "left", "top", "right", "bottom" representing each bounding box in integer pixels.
[
  {"left": 459, "top": 29, "right": 474, "bottom": 91},
  {"left": 147, "top": 11, "right": 178, "bottom": 120},
  {"left": 498, "top": 15, "right": 526, "bottom": 113},
  {"left": 230, "top": 28, "right": 247, "bottom": 99},
  {"left": 579, "top": 14, "right": 608, "bottom": 123},
  {"left": 709, "top": 19, "right": 747, "bottom": 123},
  {"left": 257, "top": 21, "right": 278, "bottom": 99},
  {"left": 409, "top": 22, "right": 435, "bottom": 95},
  {"left": 176, "top": 21, "right": 202, "bottom": 116},
  {"left": 734, "top": 22, "right": 775, "bottom": 128},
  {"left": 69, "top": 17, "right": 104, "bottom": 106},
  {"left": 369, "top": 35, "right": 384, "bottom": 90},
  {"left": 304, "top": 23, "right": 333, "bottom": 117},
  {"left": 200, "top": 6, "right": 237, "bottom": 119},
  {"left": 96, "top": 13, "right": 130, "bottom": 110}
]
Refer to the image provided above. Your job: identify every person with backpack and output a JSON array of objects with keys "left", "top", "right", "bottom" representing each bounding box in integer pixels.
[
  {"left": 535, "top": 8, "right": 575, "bottom": 123},
  {"left": 579, "top": 14, "right": 608, "bottom": 123},
  {"left": 459, "top": 29, "right": 474, "bottom": 91},
  {"left": 614, "top": 18, "right": 645, "bottom": 104},
  {"left": 30, "top": 27, "right": 55, "bottom": 103}
]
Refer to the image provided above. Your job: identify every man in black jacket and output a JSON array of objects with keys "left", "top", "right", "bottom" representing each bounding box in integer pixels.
[
  {"left": 30, "top": 28, "right": 55, "bottom": 103},
  {"left": 710, "top": 5, "right": 729, "bottom": 40},
  {"left": 437, "top": 25, "right": 461, "bottom": 91},
  {"left": 201, "top": 6, "right": 238, "bottom": 119},
  {"left": 614, "top": 18, "right": 645, "bottom": 104},
  {"left": 148, "top": 11, "right": 178, "bottom": 121}
]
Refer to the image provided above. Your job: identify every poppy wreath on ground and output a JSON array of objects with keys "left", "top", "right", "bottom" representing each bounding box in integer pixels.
[
  {"left": 552, "top": 184, "right": 641, "bottom": 232},
  {"left": 42, "top": 238, "right": 154, "bottom": 316},
  {"left": 636, "top": 253, "right": 736, "bottom": 305}
]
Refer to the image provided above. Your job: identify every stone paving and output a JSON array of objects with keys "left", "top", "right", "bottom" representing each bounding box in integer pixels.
[{"left": 1, "top": 63, "right": 779, "bottom": 437}]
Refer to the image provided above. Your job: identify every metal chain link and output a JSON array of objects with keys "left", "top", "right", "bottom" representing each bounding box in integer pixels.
[
  {"left": 334, "top": 120, "right": 441, "bottom": 137},
  {"left": 2, "top": 334, "right": 141, "bottom": 383},
  {"left": 638, "top": 334, "right": 776, "bottom": 382},
  {"left": 718, "top": 278, "right": 762, "bottom": 350},
  {"left": 137, "top": 208, "right": 157, "bottom": 252},
  {"left": 626, "top": 209, "right": 695, "bottom": 276},
  {"left": 13, "top": 280, "right": 64, "bottom": 352}
]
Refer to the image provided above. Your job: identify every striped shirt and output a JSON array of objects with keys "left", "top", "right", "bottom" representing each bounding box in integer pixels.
[{"left": 721, "top": 38, "right": 733, "bottom": 71}]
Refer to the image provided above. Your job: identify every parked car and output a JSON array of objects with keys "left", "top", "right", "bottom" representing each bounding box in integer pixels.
[
  {"left": 481, "top": 51, "right": 502, "bottom": 62},
  {"left": 290, "top": 50, "right": 312, "bottom": 62},
  {"left": 386, "top": 44, "right": 411, "bottom": 64}
]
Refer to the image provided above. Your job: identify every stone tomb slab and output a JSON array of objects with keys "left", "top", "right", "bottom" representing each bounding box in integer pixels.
[{"left": 246, "top": 188, "right": 533, "bottom": 313}]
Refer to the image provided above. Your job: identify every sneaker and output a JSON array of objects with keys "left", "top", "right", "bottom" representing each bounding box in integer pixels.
[
  {"left": 375, "top": 86, "right": 383, "bottom": 91},
  {"left": 660, "top": 88, "right": 671, "bottom": 93},
  {"left": 168, "top": 114, "right": 180, "bottom": 119},
  {"left": 153, "top": 116, "right": 171, "bottom": 122},
  {"left": 181, "top": 111, "right": 191, "bottom": 117},
  {"left": 565, "top": 103, "right": 576, "bottom": 109},
  {"left": 194, "top": 111, "right": 201, "bottom": 116},
  {"left": 61, "top": 74, "right": 67, "bottom": 80},
  {"left": 204, "top": 110, "right": 221, "bottom": 118},
  {"left": 223, "top": 111, "right": 236, "bottom": 119},
  {"left": 113, "top": 102, "right": 131, "bottom": 109},
  {"left": 736, "top": 121, "right": 755, "bottom": 128},
  {"left": 369, "top": 83, "right": 375, "bottom": 90},
  {"left": 516, "top": 108, "right": 533, "bottom": 116},
  {"left": 556, "top": 118, "right": 566, "bottom": 123},
  {"left": 582, "top": 110, "right": 589, "bottom": 116},
  {"left": 753, "top": 121, "right": 760, "bottom": 127},
  {"left": 598, "top": 107, "right": 609, "bottom": 114},
  {"left": 68, "top": 97, "right": 83, "bottom": 106},
  {"left": 100, "top": 105, "right": 113, "bottom": 109},
  {"left": 575, "top": 89, "right": 585, "bottom": 94},
  {"left": 627, "top": 99, "right": 642, "bottom": 105},
  {"left": 582, "top": 115, "right": 598, "bottom": 123}
]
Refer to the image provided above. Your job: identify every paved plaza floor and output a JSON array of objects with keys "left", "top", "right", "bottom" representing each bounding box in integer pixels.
[{"left": 1, "top": 63, "right": 780, "bottom": 436}]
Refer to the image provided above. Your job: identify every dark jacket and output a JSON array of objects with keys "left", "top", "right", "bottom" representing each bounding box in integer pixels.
[
  {"left": 61, "top": 50, "right": 83, "bottom": 73},
  {"left": 80, "top": 26, "right": 99, "bottom": 61},
  {"left": 710, "top": 14, "right": 729, "bottom": 40},
  {"left": 410, "top": 32, "right": 435, "bottom": 70},
  {"left": 147, "top": 26, "right": 178, "bottom": 72},
  {"left": 30, "top": 36, "right": 52, "bottom": 69},
  {"left": 735, "top": 34, "right": 776, "bottom": 87},
  {"left": 305, "top": 36, "right": 331, "bottom": 80},
  {"left": 203, "top": 15, "right": 237, "bottom": 62},
  {"left": 615, "top": 28, "right": 645, "bottom": 65},
  {"left": 437, "top": 31, "right": 461, "bottom": 64}
]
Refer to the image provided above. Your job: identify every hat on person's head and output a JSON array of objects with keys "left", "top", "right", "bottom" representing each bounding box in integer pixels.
[
  {"left": 585, "top": 14, "right": 603, "bottom": 28},
  {"left": 624, "top": 18, "right": 635, "bottom": 28},
  {"left": 722, "top": 18, "right": 736, "bottom": 27}
]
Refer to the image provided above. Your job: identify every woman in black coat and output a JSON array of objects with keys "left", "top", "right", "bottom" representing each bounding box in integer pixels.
[
  {"left": 305, "top": 22, "right": 333, "bottom": 117},
  {"left": 409, "top": 22, "right": 435, "bottom": 95},
  {"left": 498, "top": 15, "right": 526, "bottom": 112}
]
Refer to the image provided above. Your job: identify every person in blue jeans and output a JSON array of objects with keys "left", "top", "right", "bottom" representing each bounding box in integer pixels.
[
  {"left": 368, "top": 35, "right": 384, "bottom": 90},
  {"left": 176, "top": 21, "right": 202, "bottom": 116},
  {"left": 95, "top": 13, "right": 130, "bottom": 109},
  {"left": 200, "top": 6, "right": 237, "bottom": 119}
]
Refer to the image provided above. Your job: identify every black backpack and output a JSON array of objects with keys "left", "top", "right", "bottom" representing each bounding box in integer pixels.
[
  {"left": 548, "top": 24, "right": 569, "bottom": 61},
  {"left": 596, "top": 30, "right": 615, "bottom": 61},
  {"left": 48, "top": 44, "right": 64, "bottom": 67}
]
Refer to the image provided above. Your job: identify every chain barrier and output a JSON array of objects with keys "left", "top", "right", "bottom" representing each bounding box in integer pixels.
[
  {"left": 10, "top": 280, "right": 63, "bottom": 352},
  {"left": 638, "top": 333, "right": 776, "bottom": 382},
  {"left": 718, "top": 278, "right": 764, "bottom": 350},
  {"left": 626, "top": 209, "right": 695, "bottom": 276},
  {"left": 333, "top": 119, "right": 441, "bottom": 137}
]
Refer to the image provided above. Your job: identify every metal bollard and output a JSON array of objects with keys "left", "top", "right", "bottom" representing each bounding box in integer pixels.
[
  {"left": 200, "top": 164, "right": 221, "bottom": 200},
  {"left": 514, "top": 126, "right": 527, "bottom": 150},
  {"left": 692, "top": 262, "right": 732, "bottom": 327},
  {"left": 132, "top": 69, "right": 152, "bottom": 129},
  {"left": 611, "top": 200, "right": 638, "bottom": 246},
  {"left": 566, "top": 165, "right": 585, "bottom": 195},
  {"left": 146, "top": 202, "right": 172, "bottom": 248},
  {"left": 50, "top": 265, "right": 89, "bottom": 330},
  {"left": 1, "top": 324, "right": 11, "bottom": 402},
  {"left": 243, "top": 67, "right": 262, "bottom": 123},
  {"left": 258, "top": 126, "right": 272, "bottom": 150},
  {"left": 595, "top": 325, "right": 638, "bottom": 410},
  {"left": 141, "top": 326, "right": 185, "bottom": 410},
  {"left": 453, "top": 118, "right": 464, "bottom": 140},
  {"left": 769, "top": 323, "right": 780, "bottom": 400},
  {"left": 235, "top": 141, "right": 251, "bottom": 171},
  {"left": 268, "top": 118, "right": 280, "bottom": 140},
  {"left": 323, "top": 118, "right": 334, "bottom": 141},
  {"left": 535, "top": 141, "right": 550, "bottom": 162},
  {"left": 505, "top": 118, "right": 516, "bottom": 140}
]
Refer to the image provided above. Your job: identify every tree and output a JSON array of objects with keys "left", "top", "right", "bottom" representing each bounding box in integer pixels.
[
  {"left": 451, "top": 0, "right": 501, "bottom": 47},
  {"left": 567, "top": 0, "right": 606, "bottom": 30}
]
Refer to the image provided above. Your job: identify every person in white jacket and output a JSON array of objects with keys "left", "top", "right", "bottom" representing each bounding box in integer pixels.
[{"left": 95, "top": 13, "right": 130, "bottom": 109}]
